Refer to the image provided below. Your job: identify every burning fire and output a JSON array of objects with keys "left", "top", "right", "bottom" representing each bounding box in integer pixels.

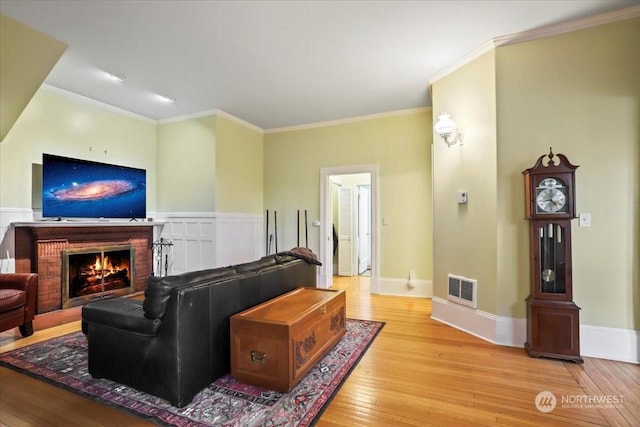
[{"left": 92, "top": 255, "right": 123, "bottom": 277}]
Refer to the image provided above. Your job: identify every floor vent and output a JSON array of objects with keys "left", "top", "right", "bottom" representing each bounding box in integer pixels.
[{"left": 447, "top": 274, "right": 477, "bottom": 309}]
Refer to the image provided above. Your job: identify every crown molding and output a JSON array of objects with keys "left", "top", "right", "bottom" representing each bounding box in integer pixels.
[
  {"left": 427, "top": 40, "right": 497, "bottom": 85},
  {"left": 158, "top": 108, "right": 263, "bottom": 133},
  {"left": 40, "top": 84, "right": 156, "bottom": 124},
  {"left": 493, "top": 4, "right": 640, "bottom": 47},
  {"left": 265, "top": 107, "right": 432, "bottom": 134},
  {"left": 213, "top": 109, "right": 263, "bottom": 134},
  {"left": 156, "top": 108, "right": 217, "bottom": 124},
  {"left": 428, "top": 5, "right": 640, "bottom": 86}
]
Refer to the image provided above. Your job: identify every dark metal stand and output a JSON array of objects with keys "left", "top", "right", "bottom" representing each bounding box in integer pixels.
[{"left": 152, "top": 237, "right": 173, "bottom": 277}]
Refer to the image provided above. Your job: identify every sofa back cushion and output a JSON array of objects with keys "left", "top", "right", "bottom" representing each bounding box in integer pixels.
[
  {"left": 235, "top": 256, "right": 277, "bottom": 273},
  {"left": 143, "top": 266, "right": 236, "bottom": 319}
]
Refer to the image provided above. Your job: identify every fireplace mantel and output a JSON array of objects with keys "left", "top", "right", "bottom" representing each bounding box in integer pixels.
[
  {"left": 14, "top": 223, "right": 156, "bottom": 313},
  {"left": 11, "top": 221, "right": 164, "bottom": 229}
]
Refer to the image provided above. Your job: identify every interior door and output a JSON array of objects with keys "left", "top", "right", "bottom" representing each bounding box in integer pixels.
[
  {"left": 357, "top": 185, "right": 371, "bottom": 274},
  {"left": 337, "top": 186, "right": 353, "bottom": 276}
]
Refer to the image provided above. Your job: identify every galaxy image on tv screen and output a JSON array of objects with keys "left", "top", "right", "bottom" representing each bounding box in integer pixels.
[{"left": 42, "top": 154, "right": 146, "bottom": 219}]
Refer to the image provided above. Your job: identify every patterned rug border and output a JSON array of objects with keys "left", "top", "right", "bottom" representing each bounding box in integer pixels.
[
  {"left": 303, "top": 318, "right": 384, "bottom": 426},
  {"left": 0, "top": 318, "right": 385, "bottom": 426}
]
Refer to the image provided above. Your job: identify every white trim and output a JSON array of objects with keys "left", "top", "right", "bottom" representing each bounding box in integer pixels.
[
  {"left": 319, "top": 165, "right": 379, "bottom": 292},
  {"left": 581, "top": 324, "right": 639, "bottom": 364},
  {"left": 376, "top": 277, "right": 432, "bottom": 298},
  {"left": 431, "top": 296, "right": 498, "bottom": 344},
  {"left": 428, "top": 40, "right": 497, "bottom": 85},
  {"left": 0, "top": 208, "right": 35, "bottom": 273},
  {"left": 265, "top": 107, "right": 431, "bottom": 134},
  {"left": 431, "top": 297, "right": 639, "bottom": 363},
  {"left": 154, "top": 211, "right": 263, "bottom": 275},
  {"left": 40, "top": 84, "right": 156, "bottom": 123},
  {"left": 428, "top": 5, "right": 640, "bottom": 85},
  {"left": 213, "top": 110, "right": 263, "bottom": 134},
  {"left": 156, "top": 109, "right": 218, "bottom": 124},
  {"left": 158, "top": 109, "right": 264, "bottom": 134},
  {"left": 496, "top": 315, "right": 527, "bottom": 348},
  {"left": 493, "top": 4, "right": 640, "bottom": 47},
  {"left": 0, "top": 207, "right": 34, "bottom": 215},
  {"left": 155, "top": 212, "right": 261, "bottom": 219}
]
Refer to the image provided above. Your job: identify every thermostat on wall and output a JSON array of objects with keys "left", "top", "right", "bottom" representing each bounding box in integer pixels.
[{"left": 456, "top": 191, "right": 468, "bottom": 204}]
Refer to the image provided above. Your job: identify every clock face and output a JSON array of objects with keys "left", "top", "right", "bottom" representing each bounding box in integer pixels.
[{"left": 535, "top": 178, "right": 567, "bottom": 214}]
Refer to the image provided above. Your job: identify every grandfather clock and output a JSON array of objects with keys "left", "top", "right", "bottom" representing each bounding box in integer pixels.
[{"left": 522, "top": 148, "right": 583, "bottom": 363}]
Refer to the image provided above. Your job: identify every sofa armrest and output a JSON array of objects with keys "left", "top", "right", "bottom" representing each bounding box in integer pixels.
[{"left": 82, "top": 298, "right": 161, "bottom": 337}]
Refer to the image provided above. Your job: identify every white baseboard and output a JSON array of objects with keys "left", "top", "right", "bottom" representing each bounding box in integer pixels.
[
  {"left": 431, "top": 297, "right": 639, "bottom": 364},
  {"left": 581, "top": 324, "right": 639, "bottom": 364},
  {"left": 431, "top": 296, "right": 498, "bottom": 343},
  {"left": 376, "top": 277, "right": 432, "bottom": 297}
]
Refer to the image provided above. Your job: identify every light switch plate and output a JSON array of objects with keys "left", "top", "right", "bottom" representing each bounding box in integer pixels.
[{"left": 579, "top": 213, "right": 591, "bottom": 227}]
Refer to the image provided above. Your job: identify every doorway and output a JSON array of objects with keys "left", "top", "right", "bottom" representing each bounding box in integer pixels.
[
  {"left": 330, "top": 175, "right": 371, "bottom": 277},
  {"left": 319, "top": 165, "right": 379, "bottom": 292}
]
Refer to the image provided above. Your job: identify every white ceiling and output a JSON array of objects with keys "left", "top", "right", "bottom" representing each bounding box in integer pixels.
[{"left": 1, "top": 0, "right": 637, "bottom": 129}]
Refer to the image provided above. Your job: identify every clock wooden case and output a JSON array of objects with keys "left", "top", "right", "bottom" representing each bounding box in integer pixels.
[{"left": 522, "top": 148, "right": 583, "bottom": 363}]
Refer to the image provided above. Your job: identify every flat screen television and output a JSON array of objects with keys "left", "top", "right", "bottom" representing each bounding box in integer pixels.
[{"left": 42, "top": 154, "right": 146, "bottom": 219}]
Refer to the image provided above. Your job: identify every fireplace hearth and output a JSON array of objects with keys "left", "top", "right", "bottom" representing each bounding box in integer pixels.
[{"left": 63, "top": 245, "right": 134, "bottom": 308}]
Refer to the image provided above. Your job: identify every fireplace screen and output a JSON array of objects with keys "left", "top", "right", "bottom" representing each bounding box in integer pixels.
[{"left": 63, "top": 245, "right": 134, "bottom": 307}]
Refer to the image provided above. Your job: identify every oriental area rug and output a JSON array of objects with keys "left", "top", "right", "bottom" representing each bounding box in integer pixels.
[{"left": 0, "top": 319, "right": 383, "bottom": 427}]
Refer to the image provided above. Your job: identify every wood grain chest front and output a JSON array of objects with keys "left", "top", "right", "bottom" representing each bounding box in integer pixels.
[{"left": 230, "top": 287, "right": 346, "bottom": 392}]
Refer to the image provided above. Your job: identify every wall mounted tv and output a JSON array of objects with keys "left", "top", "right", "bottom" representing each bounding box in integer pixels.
[{"left": 42, "top": 154, "right": 146, "bottom": 220}]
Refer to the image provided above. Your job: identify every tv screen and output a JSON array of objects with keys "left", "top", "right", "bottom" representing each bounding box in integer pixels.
[{"left": 42, "top": 154, "right": 146, "bottom": 219}]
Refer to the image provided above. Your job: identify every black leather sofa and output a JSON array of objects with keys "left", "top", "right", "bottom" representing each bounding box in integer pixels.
[{"left": 81, "top": 253, "right": 318, "bottom": 407}]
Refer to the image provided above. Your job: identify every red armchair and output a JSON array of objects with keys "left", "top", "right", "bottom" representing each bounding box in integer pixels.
[{"left": 0, "top": 273, "right": 38, "bottom": 337}]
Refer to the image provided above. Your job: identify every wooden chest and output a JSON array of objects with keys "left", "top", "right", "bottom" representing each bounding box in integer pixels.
[{"left": 230, "top": 287, "right": 346, "bottom": 392}]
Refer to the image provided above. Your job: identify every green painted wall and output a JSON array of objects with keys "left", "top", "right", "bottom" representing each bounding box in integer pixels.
[
  {"left": 264, "top": 110, "right": 432, "bottom": 280},
  {"left": 0, "top": 14, "right": 67, "bottom": 141},
  {"left": 496, "top": 17, "right": 640, "bottom": 329},
  {"left": 214, "top": 115, "right": 263, "bottom": 214},
  {"left": 431, "top": 51, "right": 498, "bottom": 314},
  {"left": 156, "top": 116, "right": 216, "bottom": 212},
  {"left": 432, "top": 17, "right": 639, "bottom": 331},
  {"left": 0, "top": 88, "right": 157, "bottom": 212}
]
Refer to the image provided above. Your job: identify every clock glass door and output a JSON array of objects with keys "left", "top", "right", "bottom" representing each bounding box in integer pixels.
[{"left": 539, "top": 223, "right": 566, "bottom": 294}]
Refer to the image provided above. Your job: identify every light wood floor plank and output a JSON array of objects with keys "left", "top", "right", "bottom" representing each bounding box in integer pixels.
[{"left": 1, "top": 275, "right": 637, "bottom": 426}]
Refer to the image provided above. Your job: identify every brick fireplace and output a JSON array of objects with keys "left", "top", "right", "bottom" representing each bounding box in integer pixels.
[{"left": 14, "top": 224, "right": 154, "bottom": 313}]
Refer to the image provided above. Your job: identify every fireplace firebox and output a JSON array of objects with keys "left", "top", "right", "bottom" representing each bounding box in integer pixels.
[{"left": 62, "top": 245, "right": 135, "bottom": 308}]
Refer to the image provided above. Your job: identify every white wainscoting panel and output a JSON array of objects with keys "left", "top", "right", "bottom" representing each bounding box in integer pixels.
[
  {"left": 215, "top": 213, "right": 263, "bottom": 267},
  {"left": 154, "top": 212, "right": 263, "bottom": 275},
  {"left": 0, "top": 208, "right": 34, "bottom": 273}
]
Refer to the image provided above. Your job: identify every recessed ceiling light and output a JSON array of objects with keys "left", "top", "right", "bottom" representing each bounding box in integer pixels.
[
  {"left": 105, "top": 72, "right": 126, "bottom": 83},
  {"left": 157, "top": 94, "right": 176, "bottom": 104}
]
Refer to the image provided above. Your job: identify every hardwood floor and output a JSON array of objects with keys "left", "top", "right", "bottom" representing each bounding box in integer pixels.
[{"left": 1, "top": 276, "right": 638, "bottom": 426}]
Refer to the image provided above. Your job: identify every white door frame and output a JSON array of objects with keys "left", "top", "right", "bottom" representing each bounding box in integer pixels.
[
  {"left": 357, "top": 184, "right": 371, "bottom": 274},
  {"left": 319, "top": 165, "right": 379, "bottom": 292}
]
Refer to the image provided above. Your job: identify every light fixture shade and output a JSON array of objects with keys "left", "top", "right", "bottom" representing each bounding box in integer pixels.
[{"left": 434, "top": 113, "right": 456, "bottom": 136}]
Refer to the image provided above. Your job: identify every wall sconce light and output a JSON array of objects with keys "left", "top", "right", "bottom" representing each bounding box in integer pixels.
[{"left": 434, "top": 113, "right": 464, "bottom": 147}]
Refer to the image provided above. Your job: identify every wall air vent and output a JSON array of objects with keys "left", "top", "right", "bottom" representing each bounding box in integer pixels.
[{"left": 447, "top": 274, "right": 477, "bottom": 309}]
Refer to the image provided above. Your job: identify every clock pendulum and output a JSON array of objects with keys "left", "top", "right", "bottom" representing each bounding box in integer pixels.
[{"left": 522, "top": 147, "right": 583, "bottom": 363}]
